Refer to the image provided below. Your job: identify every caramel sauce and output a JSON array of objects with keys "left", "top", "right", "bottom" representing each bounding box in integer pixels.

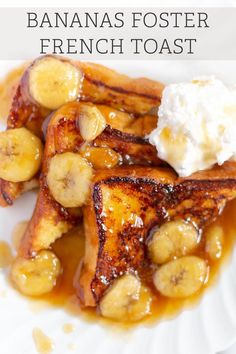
[
  {"left": 0, "top": 241, "right": 13, "bottom": 268},
  {"left": 62, "top": 323, "right": 75, "bottom": 334},
  {"left": 26, "top": 200, "right": 236, "bottom": 328},
  {"left": 0, "top": 64, "right": 26, "bottom": 122},
  {"left": 32, "top": 328, "right": 54, "bottom": 354}
]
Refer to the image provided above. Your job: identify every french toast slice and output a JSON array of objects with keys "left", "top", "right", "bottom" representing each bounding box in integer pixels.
[
  {"left": 0, "top": 55, "right": 163, "bottom": 207},
  {"left": 7, "top": 56, "right": 163, "bottom": 134},
  {"left": 77, "top": 163, "right": 236, "bottom": 306},
  {"left": 19, "top": 102, "right": 161, "bottom": 257}
]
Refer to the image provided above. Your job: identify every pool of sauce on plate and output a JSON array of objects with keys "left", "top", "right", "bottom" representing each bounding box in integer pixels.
[
  {"left": 27, "top": 199, "right": 236, "bottom": 328},
  {"left": 0, "top": 241, "right": 13, "bottom": 268},
  {"left": 32, "top": 328, "right": 54, "bottom": 354},
  {"left": 62, "top": 323, "right": 75, "bottom": 334},
  {"left": 0, "top": 64, "right": 26, "bottom": 122}
]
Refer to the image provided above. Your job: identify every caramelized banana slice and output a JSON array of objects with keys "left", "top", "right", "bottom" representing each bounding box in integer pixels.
[
  {"left": 47, "top": 152, "right": 93, "bottom": 208},
  {"left": 127, "top": 285, "right": 152, "bottom": 321},
  {"left": 100, "top": 274, "right": 151, "bottom": 321},
  {"left": 153, "top": 256, "right": 208, "bottom": 298},
  {"left": 0, "top": 128, "right": 43, "bottom": 182},
  {"left": 80, "top": 146, "right": 121, "bottom": 169},
  {"left": 11, "top": 250, "right": 61, "bottom": 296},
  {"left": 97, "top": 105, "right": 135, "bottom": 131},
  {"left": 148, "top": 220, "right": 199, "bottom": 264},
  {"left": 205, "top": 225, "right": 224, "bottom": 260},
  {"left": 29, "top": 56, "right": 82, "bottom": 110},
  {"left": 78, "top": 105, "right": 106, "bottom": 141}
]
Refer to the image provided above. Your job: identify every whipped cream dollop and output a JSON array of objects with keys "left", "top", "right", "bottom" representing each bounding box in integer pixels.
[{"left": 149, "top": 76, "right": 236, "bottom": 177}]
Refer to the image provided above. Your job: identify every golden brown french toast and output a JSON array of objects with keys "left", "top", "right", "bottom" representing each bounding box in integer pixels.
[
  {"left": 19, "top": 102, "right": 161, "bottom": 257},
  {"left": 7, "top": 58, "right": 236, "bottom": 325},
  {"left": 0, "top": 55, "right": 163, "bottom": 207},
  {"left": 8, "top": 56, "right": 163, "bottom": 134},
  {"left": 77, "top": 163, "right": 236, "bottom": 306}
]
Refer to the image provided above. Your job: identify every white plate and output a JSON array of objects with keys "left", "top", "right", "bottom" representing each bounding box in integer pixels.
[{"left": 0, "top": 60, "right": 236, "bottom": 354}]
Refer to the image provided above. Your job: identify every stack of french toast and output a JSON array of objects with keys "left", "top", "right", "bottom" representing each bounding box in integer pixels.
[{"left": 1, "top": 55, "right": 236, "bottom": 322}]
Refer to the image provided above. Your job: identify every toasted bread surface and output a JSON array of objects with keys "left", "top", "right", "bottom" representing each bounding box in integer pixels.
[
  {"left": 0, "top": 57, "right": 163, "bottom": 207},
  {"left": 78, "top": 164, "right": 236, "bottom": 306},
  {"left": 19, "top": 102, "right": 161, "bottom": 257}
]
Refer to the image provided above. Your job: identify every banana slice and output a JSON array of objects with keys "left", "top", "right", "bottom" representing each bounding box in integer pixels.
[
  {"left": 148, "top": 220, "right": 199, "bottom": 264},
  {"left": 78, "top": 104, "right": 106, "bottom": 141},
  {"left": 80, "top": 146, "right": 121, "bottom": 169},
  {"left": 47, "top": 152, "right": 93, "bottom": 208},
  {"left": 29, "top": 56, "right": 82, "bottom": 110},
  {"left": 98, "top": 105, "right": 135, "bottom": 131},
  {"left": 153, "top": 256, "right": 208, "bottom": 298},
  {"left": 100, "top": 274, "right": 152, "bottom": 322},
  {"left": 205, "top": 225, "right": 224, "bottom": 260},
  {"left": 127, "top": 285, "right": 152, "bottom": 321},
  {"left": 0, "top": 128, "right": 43, "bottom": 182},
  {"left": 11, "top": 250, "right": 61, "bottom": 296}
]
